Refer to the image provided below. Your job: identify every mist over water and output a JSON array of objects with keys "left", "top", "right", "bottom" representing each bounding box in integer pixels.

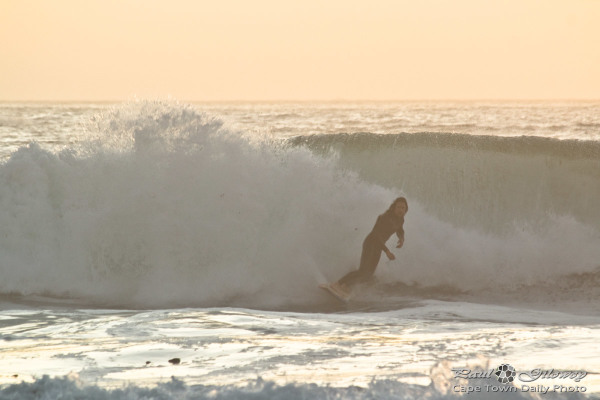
[
  {"left": 0, "top": 101, "right": 599, "bottom": 311},
  {"left": 0, "top": 102, "right": 393, "bottom": 309}
]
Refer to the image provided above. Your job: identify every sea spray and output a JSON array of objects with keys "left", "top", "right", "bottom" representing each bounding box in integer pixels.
[
  {"left": 0, "top": 101, "right": 392, "bottom": 308},
  {"left": 1, "top": 101, "right": 599, "bottom": 310}
]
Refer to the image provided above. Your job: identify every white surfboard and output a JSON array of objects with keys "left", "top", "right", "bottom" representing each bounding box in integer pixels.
[{"left": 319, "top": 283, "right": 352, "bottom": 303}]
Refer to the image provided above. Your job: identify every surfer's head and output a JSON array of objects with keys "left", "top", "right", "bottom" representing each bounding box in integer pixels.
[{"left": 388, "top": 197, "right": 408, "bottom": 217}]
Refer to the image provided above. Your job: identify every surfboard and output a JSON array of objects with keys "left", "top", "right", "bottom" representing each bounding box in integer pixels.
[{"left": 319, "top": 283, "right": 351, "bottom": 303}]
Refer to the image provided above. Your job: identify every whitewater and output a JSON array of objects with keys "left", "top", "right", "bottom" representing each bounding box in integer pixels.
[{"left": 0, "top": 100, "right": 599, "bottom": 399}]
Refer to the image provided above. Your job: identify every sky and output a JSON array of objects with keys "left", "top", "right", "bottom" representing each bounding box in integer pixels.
[{"left": 1, "top": 0, "right": 599, "bottom": 101}]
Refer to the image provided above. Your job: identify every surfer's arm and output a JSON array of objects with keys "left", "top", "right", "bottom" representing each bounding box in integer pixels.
[
  {"left": 396, "top": 237, "right": 404, "bottom": 248},
  {"left": 395, "top": 223, "right": 405, "bottom": 248},
  {"left": 380, "top": 241, "right": 390, "bottom": 253},
  {"left": 377, "top": 238, "right": 395, "bottom": 260}
]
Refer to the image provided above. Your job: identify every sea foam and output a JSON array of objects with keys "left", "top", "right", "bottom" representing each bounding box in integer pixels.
[
  {"left": 0, "top": 101, "right": 391, "bottom": 309},
  {"left": 1, "top": 101, "right": 598, "bottom": 310}
]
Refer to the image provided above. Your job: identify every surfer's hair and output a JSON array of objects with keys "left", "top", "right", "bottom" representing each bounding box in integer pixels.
[{"left": 387, "top": 197, "right": 408, "bottom": 213}]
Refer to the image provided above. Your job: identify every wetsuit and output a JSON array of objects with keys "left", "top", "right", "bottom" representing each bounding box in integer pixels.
[{"left": 338, "top": 210, "right": 404, "bottom": 287}]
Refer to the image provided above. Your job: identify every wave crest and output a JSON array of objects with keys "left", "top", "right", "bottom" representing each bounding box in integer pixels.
[{"left": 1, "top": 102, "right": 598, "bottom": 311}]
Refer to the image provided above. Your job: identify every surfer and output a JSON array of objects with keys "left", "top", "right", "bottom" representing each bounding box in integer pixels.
[{"left": 332, "top": 197, "right": 407, "bottom": 295}]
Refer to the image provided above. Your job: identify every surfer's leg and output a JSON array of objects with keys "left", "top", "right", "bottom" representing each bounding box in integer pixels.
[
  {"left": 338, "top": 241, "right": 381, "bottom": 287},
  {"left": 338, "top": 241, "right": 371, "bottom": 286},
  {"left": 364, "top": 245, "right": 382, "bottom": 276},
  {"left": 337, "top": 270, "right": 362, "bottom": 287}
]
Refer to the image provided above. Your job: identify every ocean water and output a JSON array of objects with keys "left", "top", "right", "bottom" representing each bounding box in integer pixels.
[{"left": 0, "top": 100, "right": 599, "bottom": 399}]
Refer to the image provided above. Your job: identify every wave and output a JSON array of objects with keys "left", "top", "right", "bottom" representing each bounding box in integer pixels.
[
  {"left": 289, "top": 132, "right": 600, "bottom": 232},
  {"left": 0, "top": 101, "right": 599, "bottom": 311},
  {"left": 289, "top": 132, "right": 600, "bottom": 312}
]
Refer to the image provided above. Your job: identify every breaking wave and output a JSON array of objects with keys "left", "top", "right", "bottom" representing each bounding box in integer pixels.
[{"left": 0, "top": 101, "right": 599, "bottom": 311}]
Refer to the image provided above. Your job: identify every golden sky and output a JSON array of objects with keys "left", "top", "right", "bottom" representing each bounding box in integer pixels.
[{"left": 1, "top": 0, "right": 599, "bottom": 101}]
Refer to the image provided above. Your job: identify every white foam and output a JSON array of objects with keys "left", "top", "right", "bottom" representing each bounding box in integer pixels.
[
  {"left": 0, "top": 374, "right": 591, "bottom": 400},
  {"left": 0, "top": 101, "right": 392, "bottom": 308},
  {"left": 1, "top": 101, "right": 598, "bottom": 310}
]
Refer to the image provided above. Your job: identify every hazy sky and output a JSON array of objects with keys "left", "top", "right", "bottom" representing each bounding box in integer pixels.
[{"left": 1, "top": 0, "right": 599, "bottom": 101}]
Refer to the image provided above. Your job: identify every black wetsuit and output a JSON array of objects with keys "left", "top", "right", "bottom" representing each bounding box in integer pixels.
[{"left": 338, "top": 210, "right": 404, "bottom": 287}]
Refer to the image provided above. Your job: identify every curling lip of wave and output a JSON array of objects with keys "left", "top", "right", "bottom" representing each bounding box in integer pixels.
[{"left": 288, "top": 131, "right": 600, "bottom": 158}]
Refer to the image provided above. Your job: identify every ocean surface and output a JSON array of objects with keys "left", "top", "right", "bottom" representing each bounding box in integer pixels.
[{"left": 0, "top": 100, "right": 599, "bottom": 399}]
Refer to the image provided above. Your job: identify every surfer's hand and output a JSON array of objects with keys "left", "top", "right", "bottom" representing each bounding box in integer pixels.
[
  {"left": 386, "top": 250, "right": 396, "bottom": 260},
  {"left": 396, "top": 238, "right": 404, "bottom": 248}
]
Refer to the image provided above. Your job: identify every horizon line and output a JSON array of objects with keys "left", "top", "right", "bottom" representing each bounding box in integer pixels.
[{"left": 1, "top": 98, "right": 599, "bottom": 104}]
